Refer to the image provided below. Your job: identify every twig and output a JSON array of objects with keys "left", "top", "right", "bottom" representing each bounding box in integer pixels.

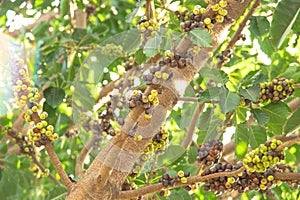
[
  {"left": 276, "top": 137, "right": 300, "bottom": 152},
  {"left": 75, "top": 134, "right": 100, "bottom": 177},
  {"left": 178, "top": 97, "right": 199, "bottom": 102},
  {"left": 146, "top": 154, "right": 158, "bottom": 185},
  {"left": 288, "top": 97, "right": 300, "bottom": 111},
  {"left": 215, "top": 110, "right": 234, "bottom": 140},
  {"left": 216, "top": 0, "right": 260, "bottom": 69},
  {"left": 117, "top": 166, "right": 245, "bottom": 199},
  {"left": 146, "top": 0, "right": 151, "bottom": 20},
  {"left": 45, "top": 143, "right": 73, "bottom": 190},
  {"left": 181, "top": 103, "right": 204, "bottom": 149},
  {"left": 31, "top": 155, "right": 61, "bottom": 185},
  {"left": 274, "top": 172, "right": 300, "bottom": 181},
  {"left": 96, "top": 80, "right": 117, "bottom": 103}
]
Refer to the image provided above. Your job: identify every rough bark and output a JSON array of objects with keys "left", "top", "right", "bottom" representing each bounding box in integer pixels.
[{"left": 66, "top": 0, "right": 253, "bottom": 199}]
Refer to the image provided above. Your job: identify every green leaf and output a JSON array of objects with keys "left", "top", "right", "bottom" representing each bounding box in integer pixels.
[
  {"left": 284, "top": 107, "right": 300, "bottom": 135},
  {"left": 44, "top": 87, "right": 65, "bottom": 108},
  {"left": 60, "top": 0, "right": 70, "bottom": 17},
  {"left": 234, "top": 123, "right": 249, "bottom": 160},
  {"left": 260, "top": 37, "right": 275, "bottom": 56},
  {"left": 55, "top": 113, "right": 70, "bottom": 136},
  {"left": 157, "top": 145, "right": 185, "bottom": 168},
  {"left": 19, "top": 157, "right": 31, "bottom": 169},
  {"left": 239, "top": 84, "right": 260, "bottom": 102},
  {"left": 0, "top": 142, "right": 7, "bottom": 154},
  {"left": 45, "top": 185, "right": 67, "bottom": 200},
  {"left": 261, "top": 102, "right": 290, "bottom": 134},
  {"left": 219, "top": 91, "right": 241, "bottom": 114},
  {"left": 188, "top": 29, "right": 212, "bottom": 47},
  {"left": 143, "top": 35, "right": 162, "bottom": 57},
  {"left": 251, "top": 108, "right": 270, "bottom": 125},
  {"left": 188, "top": 146, "right": 198, "bottom": 163},
  {"left": 270, "top": 0, "right": 300, "bottom": 49},
  {"left": 78, "top": 34, "right": 98, "bottom": 47},
  {"left": 199, "top": 67, "right": 229, "bottom": 84},
  {"left": 4, "top": 154, "right": 18, "bottom": 169},
  {"left": 179, "top": 103, "right": 197, "bottom": 130},
  {"left": 248, "top": 125, "right": 267, "bottom": 149},
  {"left": 234, "top": 106, "right": 248, "bottom": 124},
  {"left": 0, "top": 0, "right": 24, "bottom": 16},
  {"left": 168, "top": 188, "right": 192, "bottom": 200},
  {"left": 134, "top": 49, "right": 147, "bottom": 64},
  {"left": 125, "top": 1, "right": 145, "bottom": 23},
  {"left": 250, "top": 16, "right": 270, "bottom": 36},
  {"left": 72, "top": 28, "right": 87, "bottom": 42},
  {"left": 31, "top": 21, "right": 49, "bottom": 38}
]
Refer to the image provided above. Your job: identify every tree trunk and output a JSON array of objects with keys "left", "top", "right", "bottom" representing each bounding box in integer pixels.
[{"left": 66, "top": 0, "right": 253, "bottom": 199}]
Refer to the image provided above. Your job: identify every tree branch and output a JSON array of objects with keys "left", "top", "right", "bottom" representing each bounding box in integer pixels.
[
  {"left": 216, "top": 0, "right": 260, "bottom": 68},
  {"left": 66, "top": 0, "right": 253, "bottom": 199},
  {"left": 117, "top": 166, "right": 245, "bottom": 199},
  {"left": 181, "top": 103, "right": 204, "bottom": 149},
  {"left": 274, "top": 172, "right": 300, "bottom": 181},
  {"left": 9, "top": 12, "right": 56, "bottom": 37},
  {"left": 75, "top": 134, "right": 101, "bottom": 177},
  {"left": 276, "top": 136, "right": 300, "bottom": 152},
  {"left": 31, "top": 155, "right": 61, "bottom": 185},
  {"left": 45, "top": 143, "right": 73, "bottom": 190}
]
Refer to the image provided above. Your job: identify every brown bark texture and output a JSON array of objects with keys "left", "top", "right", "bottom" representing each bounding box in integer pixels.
[{"left": 66, "top": 0, "right": 253, "bottom": 199}]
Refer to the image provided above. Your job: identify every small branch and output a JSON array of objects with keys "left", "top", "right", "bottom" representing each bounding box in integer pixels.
[
  {"left": 75, "top": 134, "right": 100, "bottom": 177},
  {"left": 146, "top": 0, "right": 151, "bottom": 20},
  {"left": 274, "top": 172, "right": 300, "bottom": 181},
  {"left": 216, "top": 0, "right": 260, "bottom": 69},
  {"left": 178, "top": 97, "right": 199, "bottom": 102},
  {"left": 146, "top": 154, "right": 158, "bottom": 185},
  {"left": 31, "top": 155, "right": 61, "bottom": 185},
  {"left": 215, "top": 110, "right": 234, "bottom": 140},
  {"left": 96, "top": 80, "right": 117, "bottom": 103},
  {"left": 75, "top": 9, "right": 87, "bottom": 28},
  {"left": 45, "top": 143, "right": 73, "bottom": 190},
  {"left": 181, "top": 103, "right": 204, "bottom": 149},
  {"left": 276, "top": 136, "right": 300, "bottom": 152},
  {"left": 178, "top": 97, "right": 218, "bottom": 104},
  {"left": 117, "top": 166, "right": 245, "bottom": 199},
  {"left": 288, "top": 97, "right": 300, "bottom": 111}
]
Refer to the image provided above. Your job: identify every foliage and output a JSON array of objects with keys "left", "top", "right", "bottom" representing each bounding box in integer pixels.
[{"left": 0, "top": 0, "right": 300, "bottom": 199}]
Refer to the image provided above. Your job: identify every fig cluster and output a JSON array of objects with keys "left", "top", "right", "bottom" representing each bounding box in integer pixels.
[
  {"left": 128, "top": 128, "right": 169, "bottom": 180},
  {"left": 10, "top": 59, "right": 39, "bottom": 107},
  {"left": 142, "top": 65, "right": 171, "bottom": 85},
  {"left": 102, "top": 43, "right": 124, "bottom": 57},
  {"left": 122, "top": 56, "right": 137, "bottom": 71},
  {"left": 176, "top": 1, "right": 232, "bottom": 33},
  {"left": 160, "top": 50, "right": 187, "bottom": 69},
  {"left": 215, "top": 48, "right": 233, "bottom": 65},
  {"left": 121, "top": 180, "right": 137, "bottom": 191},
  {"left": 159, "top": 170, "right": 191, "bottom": 187},
  {"left": 258, "top": 78, "right": 294, "bottom": 102},
  {"left": 243, "top": 139, "right": 284, "bottom": 173},
  {"left": 2, "top": 126, "right": 36, "bottom": 156},
  {"left": 197, "top": 139, "right": 223, "bottom": 166},
  {"left": 98, "top": 102, "right": 121, "bottom": 136},
  {"left": 127, "top": 89, "right": 159, "bottom": 119},
  {"left": 158, "top": 170, "right": 191, "bottom": 196},
  {"left": 30, "top": 164, "right": 50, "bottom": 178},
  {"left": 137, "top": 19, "right": 159, "bottom": 41},
  {"left": 202, "top": 162, "right": 243, "bottom": 195},
  {"left": 25, "top": 105, "right": 59, "bottom": 147}
]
